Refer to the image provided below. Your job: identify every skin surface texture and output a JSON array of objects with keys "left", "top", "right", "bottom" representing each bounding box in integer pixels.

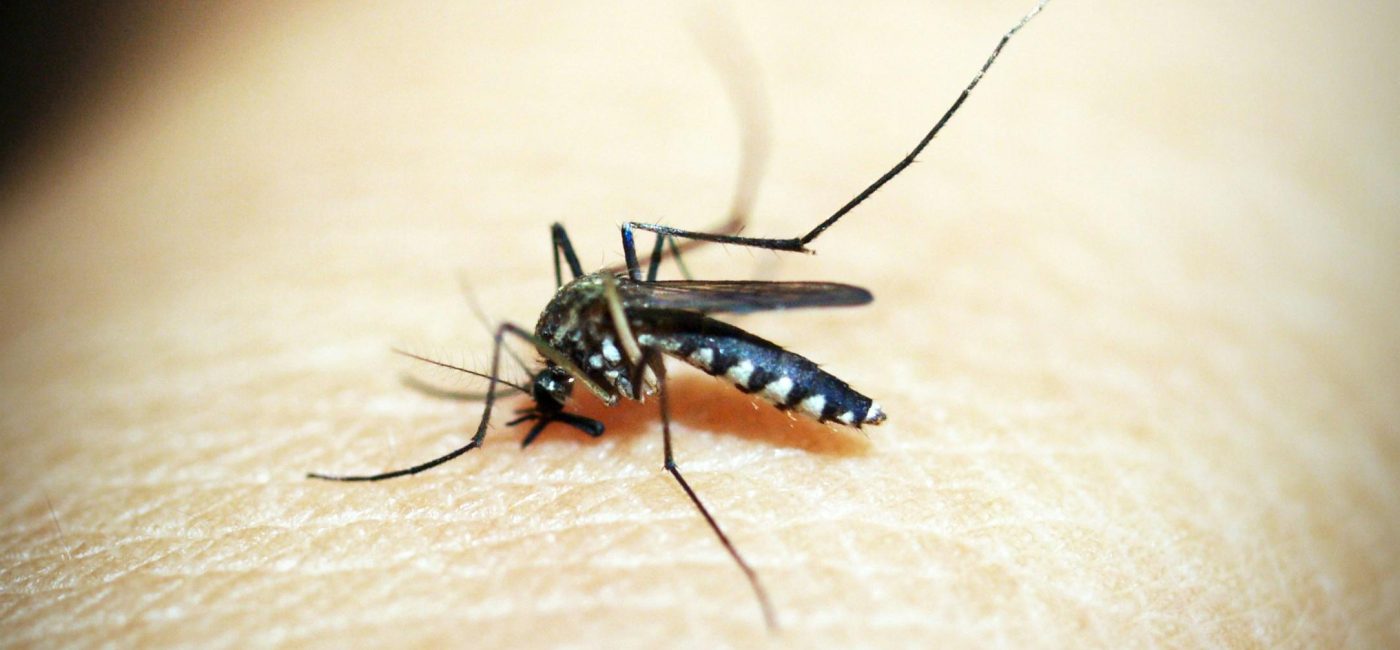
[{"left": 2, "top": 1, "right": 1397, "bottom": 647}]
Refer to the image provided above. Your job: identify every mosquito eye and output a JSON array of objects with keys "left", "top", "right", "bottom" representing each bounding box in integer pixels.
[
  {"left": 549, "top": 370, "right": 575, "bottom": 398},
  {"left": 532, "top": 367, "right": 574, "bottom": 408}
]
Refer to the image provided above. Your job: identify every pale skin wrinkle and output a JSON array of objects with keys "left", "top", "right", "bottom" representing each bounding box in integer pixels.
[{"left": 2, "top": 2, "right": 1399, "bottom": 648}]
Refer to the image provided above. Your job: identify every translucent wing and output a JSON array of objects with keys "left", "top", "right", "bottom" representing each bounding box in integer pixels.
[{"left": 619, "top": 279, "right": 872, "bottom": 315}]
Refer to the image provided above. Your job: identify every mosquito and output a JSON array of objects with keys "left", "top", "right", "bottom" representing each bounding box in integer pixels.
[{"left": 310, "top": 1, "right": 1051, "bottom": 630}]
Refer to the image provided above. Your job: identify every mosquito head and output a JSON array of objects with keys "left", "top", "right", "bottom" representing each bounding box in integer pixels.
[
  {"left": 516, "top": 364, "right": 603, "bottom": 444},
  {"left": 530, "top": 364, "right": 575, "bottom": 413}
]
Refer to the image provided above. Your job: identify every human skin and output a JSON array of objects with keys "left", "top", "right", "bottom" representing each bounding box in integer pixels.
[{"left": 2, "top": 1, "right": 1397, "bottom": 647}]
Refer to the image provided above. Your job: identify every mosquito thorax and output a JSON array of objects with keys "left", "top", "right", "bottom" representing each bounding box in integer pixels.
[
  {"left": 534, "top": 272, "right": 642, "bottom": 400},
  {"left": 534, "top": 272, "right": 610, "bottom": 343}
]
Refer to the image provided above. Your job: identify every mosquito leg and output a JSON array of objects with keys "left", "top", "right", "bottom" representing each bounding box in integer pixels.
[
  {"left": 625, "top": 220, "right": 805, "bottom": 259},
  {"left": 806, "top": 0, "right": 1051, "bottom": 246},
  {"left": 621, "top": 222, "right": 645, "bottom": 281},
  {"left": 667, "top": 236, "right": 694, "bottom": 281},
  {"left": 622, "top": 222, "right": 732, "bottom": 282},
  {"left": 643, "top": 232, "right": 670, "bottom": 282},
  {"left": 650, "top": 355, "right": 777, "bottom": 629},
  {"left": 624, "top": 1, "right": 1052, "bottom": 258},
  {"left": 609, "top": 215, "right": 746, "bottom": 278},
  {"left": 638, "top": 233, "right": 696, "bottom": 283},
  {"left": 551, "top": 223, "right": 586, "bottom": 288},
  {"left": 307, "top": 323, "right": 540, "bottom": 482}
]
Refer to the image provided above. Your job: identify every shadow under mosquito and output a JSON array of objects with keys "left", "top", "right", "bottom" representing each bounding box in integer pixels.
[{"left": 510, "top": 373, "right": 872, "bottom": 457}]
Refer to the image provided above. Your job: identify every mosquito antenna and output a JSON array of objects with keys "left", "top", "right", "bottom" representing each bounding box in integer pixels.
[
  {"left": 399, "top": 374, "right": 518, "bottom": 402},
  {"left": 458, "top": 273, "right": 532, "bottom": 377},
  {"left": 392, "top": 348, "right": 530, "bottom": 394},
  {"left": 799, "top": 0, "right": 1051, "bottom": 246}
]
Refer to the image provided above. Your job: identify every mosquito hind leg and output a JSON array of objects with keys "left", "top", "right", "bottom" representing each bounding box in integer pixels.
[
  {"left": 649, "top": 354, "right": 777, "bottom": 629},
  {"left": 620, "top": 217, "right": 809, "bottom": 281},
  {"left": 623, "top": 221, "right": 806, "bottom": 277},
  {"left": 620, "top": 0, "right": 1052, "bottom": 267}
]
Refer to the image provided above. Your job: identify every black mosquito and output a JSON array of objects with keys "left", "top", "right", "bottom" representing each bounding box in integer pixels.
[{"left": 310, "top": 1, "right": 1050, "bottom": 630}]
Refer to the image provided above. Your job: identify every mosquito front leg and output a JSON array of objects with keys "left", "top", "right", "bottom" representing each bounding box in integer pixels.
[{"left": 307, "top": 323, "right": 539, "bottom": 482}]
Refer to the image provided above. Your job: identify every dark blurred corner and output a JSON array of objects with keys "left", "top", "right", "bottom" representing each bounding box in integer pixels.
[{"left": 0, "top": 3, "right": 157, "bottom": 198}]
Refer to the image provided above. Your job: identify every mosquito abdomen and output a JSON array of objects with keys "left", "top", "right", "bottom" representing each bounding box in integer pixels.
[{"left": 635, "top": 312, "right": 885, "bottom": 427}]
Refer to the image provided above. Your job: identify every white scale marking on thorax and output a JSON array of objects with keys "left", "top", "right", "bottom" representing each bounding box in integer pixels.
[{"left": 601, "top": 338, "right": 622, "bottom": 363}]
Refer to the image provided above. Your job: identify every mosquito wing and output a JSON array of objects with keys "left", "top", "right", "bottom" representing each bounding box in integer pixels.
[{"left": 619, "top": 279, "right": 872, "bottom": 315}]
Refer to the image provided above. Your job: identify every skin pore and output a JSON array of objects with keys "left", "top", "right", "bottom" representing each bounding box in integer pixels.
[{"left": 2, "top": 2, "right": 1397, "bottom": 646}]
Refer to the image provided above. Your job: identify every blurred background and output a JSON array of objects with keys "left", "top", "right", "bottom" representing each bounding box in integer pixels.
[{"left": 0, "top": 4, "right": 150, "bottom": 188}]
